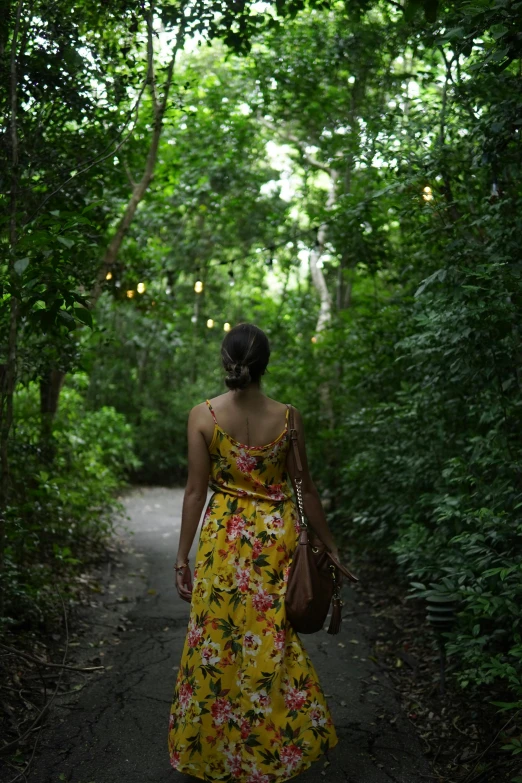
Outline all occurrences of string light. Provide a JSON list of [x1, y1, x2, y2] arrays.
[[311, 335, 317, 343], [422, 186, 433, 202], [137, 282, 146, 294], [207, 318, 214, 328], [178, 180, 415, 329], [105, 271, 113, 280], [228, 266, 235, 287], [126, 289, 135, 298]]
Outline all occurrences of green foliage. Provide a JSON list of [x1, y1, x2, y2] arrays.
[[0, 377, 139, 633]]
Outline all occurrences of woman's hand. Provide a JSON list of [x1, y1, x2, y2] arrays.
[[175, 564, 193, 603]]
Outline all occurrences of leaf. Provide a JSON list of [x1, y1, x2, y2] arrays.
[[414, 268, 447, 297], [57, 236, 75, 249], [490, 23, 509, 39], [74, 307, 93, 328], [82, 199, 105, 213], [57, 311, 75, 325], [14, 257, 30, 275], [439, 27, 465, 42]]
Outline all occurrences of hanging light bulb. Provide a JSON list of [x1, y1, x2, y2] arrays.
[[137, 282, 146, 294], [126, 289, 135, 298], [194, 280, 204, 293], [224, 322, 231, 332], [207, 318, 214, 328], [191, 314, 197, 323], [228, 267, 235, 287], [311, 335, 317, 343], [105, 271, 113, 280], [422, 185, 433, 202]]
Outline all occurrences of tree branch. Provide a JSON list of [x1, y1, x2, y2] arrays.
[[89, 3, 188, 306]]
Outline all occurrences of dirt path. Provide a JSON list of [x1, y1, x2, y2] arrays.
[[22, 486, 433, 783]]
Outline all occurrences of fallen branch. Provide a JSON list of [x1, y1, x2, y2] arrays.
[[460, 710, 521, 783], [0, 642, 105, 673]]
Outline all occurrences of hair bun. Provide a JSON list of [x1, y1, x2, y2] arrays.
[[225, 363, 251, 390], [221, 323, 270, 391]]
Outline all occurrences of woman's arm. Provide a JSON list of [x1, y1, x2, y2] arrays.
[[285, 406, 340, 558], [175, 405, 210, 601]]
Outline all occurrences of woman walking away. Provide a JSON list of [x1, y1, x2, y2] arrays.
[[168, 322, 341, 782]]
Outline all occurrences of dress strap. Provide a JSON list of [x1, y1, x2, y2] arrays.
[[205, 399, 218, 424]]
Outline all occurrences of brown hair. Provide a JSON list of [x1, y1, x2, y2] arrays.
[[221, 323, 270, 391]]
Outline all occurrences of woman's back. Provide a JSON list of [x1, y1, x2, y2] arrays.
[[205, 391, 289, 450], [205, 397, 292, 502]]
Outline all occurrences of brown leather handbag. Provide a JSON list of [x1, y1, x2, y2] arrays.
[[284, 404, 359, 635]]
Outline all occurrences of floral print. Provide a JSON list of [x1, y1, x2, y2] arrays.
[[167, 400, 338, 781]]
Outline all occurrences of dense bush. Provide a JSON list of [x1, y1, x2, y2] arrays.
[[0, 376, 139, 633]]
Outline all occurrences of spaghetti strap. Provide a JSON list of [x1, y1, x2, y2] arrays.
[[205, 399, 217, 424]]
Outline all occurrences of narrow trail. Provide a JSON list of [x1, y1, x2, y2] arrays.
[[24, 487, 432, 783]]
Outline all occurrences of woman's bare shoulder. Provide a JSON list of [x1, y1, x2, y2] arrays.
[[257, 395, 292, 416]]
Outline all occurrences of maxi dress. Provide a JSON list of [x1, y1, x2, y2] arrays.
[[167, 400, 338, 782]]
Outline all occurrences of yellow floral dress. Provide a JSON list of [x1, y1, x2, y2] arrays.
[[167, 399, 338, 782]]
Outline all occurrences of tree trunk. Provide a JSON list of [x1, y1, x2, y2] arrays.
[[309, 168, 338, 430], [39, 369, 66, 459], [0, 0, 24, 593]]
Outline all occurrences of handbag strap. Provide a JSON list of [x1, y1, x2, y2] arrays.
[[287, 404, 303, 473], [286, 404, 359, 585], [286, 404, 307, 530]]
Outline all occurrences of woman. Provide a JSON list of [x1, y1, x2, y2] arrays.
[[168, 322, 341, 781]]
